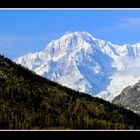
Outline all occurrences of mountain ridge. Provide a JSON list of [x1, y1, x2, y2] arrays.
[[15, 31, 140, 101], [112, 80, 140, 115]]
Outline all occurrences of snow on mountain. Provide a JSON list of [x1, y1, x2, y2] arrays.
[[15, 31, 140, 101]]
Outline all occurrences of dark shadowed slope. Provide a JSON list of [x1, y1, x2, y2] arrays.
[[112, 80, 140, 115], [0, 54, 140, 129]]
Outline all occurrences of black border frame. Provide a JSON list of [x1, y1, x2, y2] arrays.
[[0, 0, 140, 139]]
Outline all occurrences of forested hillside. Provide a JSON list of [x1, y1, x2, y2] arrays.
[[0, 54, 140, 129]]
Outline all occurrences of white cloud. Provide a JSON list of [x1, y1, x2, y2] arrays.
[[97, 17, 140, 33], [0, 35, 45, 42], [117, 17, 140, 28], [120, 56, 140, 76]]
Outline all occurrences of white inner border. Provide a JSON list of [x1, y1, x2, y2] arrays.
[[0, 8, 140, 10]]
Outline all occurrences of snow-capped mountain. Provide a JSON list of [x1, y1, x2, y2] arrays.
[[15, 31, 140, 101]]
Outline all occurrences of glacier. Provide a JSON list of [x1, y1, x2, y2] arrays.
[[15, 31, 140, 101]]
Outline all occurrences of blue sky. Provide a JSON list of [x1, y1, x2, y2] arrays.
[[1, 9, 140, 59]]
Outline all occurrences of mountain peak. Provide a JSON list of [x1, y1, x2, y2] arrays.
[[62, 31, 96, 41], [44, 31, 96, 56], [64, 31, 93, 36]]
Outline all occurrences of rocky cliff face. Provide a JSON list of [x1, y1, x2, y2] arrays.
[[112, 80, 140, 115]]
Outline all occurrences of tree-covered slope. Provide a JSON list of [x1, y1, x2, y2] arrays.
[[0, 54, 140, 129]]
